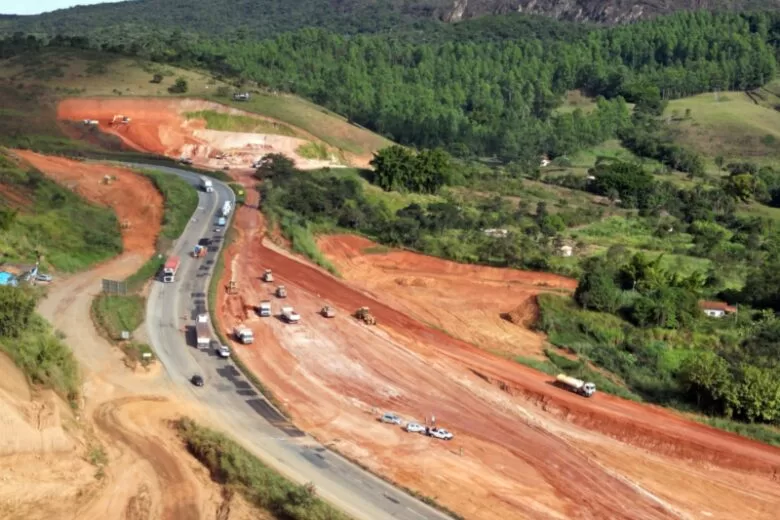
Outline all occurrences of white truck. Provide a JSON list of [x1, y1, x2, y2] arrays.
[[201, 176, 214, 193], [234, 325, 254, 344], [257, 300, 272, 317], [556, 374, 596, 397], [195, 314, 210, 349], [221, 200, 232, 217], [281, 306, 300, 324]]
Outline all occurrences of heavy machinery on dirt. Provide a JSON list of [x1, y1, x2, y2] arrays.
[[555, 374, 596, 397], [354, 306, 376, 325], [262, 269, 274, 283], [110, 114, 131, 125], [162, 256, 180, 283], [257, 300, 272, 317], [320, 306, 336, 318], [234, 325, 254, 344], [275, 285, 287, 298], [281, 306, 301, 324]]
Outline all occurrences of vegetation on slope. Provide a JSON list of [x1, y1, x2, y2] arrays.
[[0, 153, 122, 272], [40, 10, 773, 165], [185, 110, 297, 137], [177, 417, 350, 520]]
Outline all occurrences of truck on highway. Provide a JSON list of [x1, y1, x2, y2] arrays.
[[555, 374, 596, 397], [192, 245, 207, 258], [257, 300, 272, 317], [281, 306, 300, 324], [162, 256, 180, 283], [195, 314, 210, 349], [221, 200, 232, 217], [201, 176, 214, 193], [234, 325, 254, 344]]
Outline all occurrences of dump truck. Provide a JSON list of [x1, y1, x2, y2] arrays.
[[555, 374, 596, 397], [162, 256, 180, 283], [201, 176, 214, 193], [257, 300, 272, 317], [83, 119, 99, 126], [195, 314, 210, 349], [262, 269, 274, 283], [275, 285, 287, 298], [192, 245, 207, 258], [111, 115, 131, 125], [354, 306, 376, 325], [281, 306, 300, 324], [234, 325, 254, 344], [320, 306, 336, 318]]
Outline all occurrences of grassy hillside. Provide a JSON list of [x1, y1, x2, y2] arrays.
[[665, 91, 780, 163], [0, 152, 122, 272]]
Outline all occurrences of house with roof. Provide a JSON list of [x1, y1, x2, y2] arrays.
[[699, 300, 737, 318]]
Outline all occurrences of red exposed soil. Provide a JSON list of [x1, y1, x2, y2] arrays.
[[318, 234, 575, 358], [216, 183, 780, 519], [13, 151, 162, 256], [57, 98, 338, 170]]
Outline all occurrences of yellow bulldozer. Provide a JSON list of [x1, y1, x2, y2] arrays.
[[354, 306, 376, 325]]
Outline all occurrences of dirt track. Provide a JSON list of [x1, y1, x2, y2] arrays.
[[57, 98, 339, 169], [212, 175, 780, 519]]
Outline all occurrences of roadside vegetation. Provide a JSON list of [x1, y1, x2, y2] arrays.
[[296, 142, 329, 160], [140, 169, 199, 250], [177, 418, 349, 520], [0, 153, 122, 272], [0, 283, 79, 404]]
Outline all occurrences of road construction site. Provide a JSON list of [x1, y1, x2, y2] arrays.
[[4, 97, 780, 520], [216, 169, 780, 520], [57, 97, 342, 170]]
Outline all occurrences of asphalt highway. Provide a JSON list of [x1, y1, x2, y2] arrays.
[[141, 165, 450, 520]]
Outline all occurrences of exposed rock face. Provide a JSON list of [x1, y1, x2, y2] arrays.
[[430, 0, 750, 24]]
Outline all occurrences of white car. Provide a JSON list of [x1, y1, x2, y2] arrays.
[[216, 345, 231, 358], [405, 422, 425, 433], [380, 412, 402, 425], [426, 427, 454, 441], [36, 273, 53, 282]]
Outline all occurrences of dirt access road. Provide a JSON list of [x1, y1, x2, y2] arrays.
[[58, 97, 339, 170], [215, 173, 780, 519], [2, 153, 262, 520]]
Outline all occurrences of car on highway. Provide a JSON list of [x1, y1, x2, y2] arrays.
[[36, 273, 53, 282], [405, 422, 425, 433], [426, 427, 453, 440], [191, 374, 204, 387], [380, 412, 402, 425], [217, 345, 231, 358]]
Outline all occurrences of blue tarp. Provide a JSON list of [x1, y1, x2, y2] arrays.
[[0, 272, 18, 287]]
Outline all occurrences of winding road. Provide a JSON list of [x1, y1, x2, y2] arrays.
[[141, 165, 449, 520]]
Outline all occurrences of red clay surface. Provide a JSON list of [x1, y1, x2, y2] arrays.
[[14, 151, 162, 255], [57, 98, 338, 170], [319, 234, 576, 358], [216, 176, 780, 519]]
